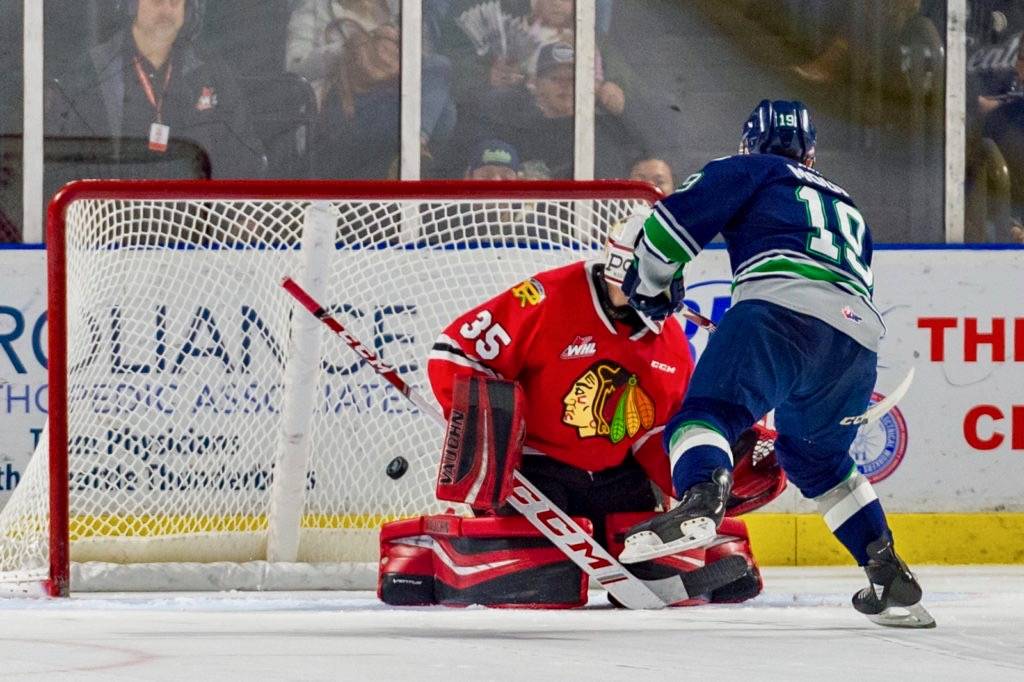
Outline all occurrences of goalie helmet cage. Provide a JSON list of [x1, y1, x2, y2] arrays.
[[0, 179, 660, 596]]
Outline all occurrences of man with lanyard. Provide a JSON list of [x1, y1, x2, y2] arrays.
[[47, 0, 264, 178]]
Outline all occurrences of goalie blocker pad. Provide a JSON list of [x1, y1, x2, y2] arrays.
[[436, 375, 526, 511], [378, 514, 588, 608]]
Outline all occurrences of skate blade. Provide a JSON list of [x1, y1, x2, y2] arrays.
[[867, 603, 936, 629], [619, 517, 716, 564]]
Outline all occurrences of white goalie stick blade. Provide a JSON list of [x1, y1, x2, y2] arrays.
[[840, 367, 915, 426], [618, 517, 718, 564], [867, 602, 937, 629]]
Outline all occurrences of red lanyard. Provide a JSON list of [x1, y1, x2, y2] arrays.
[[132, 56, 173, 124]]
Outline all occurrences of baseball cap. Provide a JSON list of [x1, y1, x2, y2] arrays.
[[467, 139, 521, 172], [535, 42, 574, 77]]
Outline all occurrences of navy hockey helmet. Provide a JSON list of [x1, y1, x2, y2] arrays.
[[740, 100, 816, 166]]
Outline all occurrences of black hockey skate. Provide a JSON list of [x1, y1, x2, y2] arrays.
[[619, 468, 732, 564], [852, 533, 935, 629]]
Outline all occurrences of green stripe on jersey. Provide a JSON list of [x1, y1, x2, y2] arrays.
[[643, 214, 694, 265], [739, 256, 870, 298]]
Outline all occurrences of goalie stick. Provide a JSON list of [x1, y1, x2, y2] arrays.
[[681, 307, 717, 334], [639, 306, 717, 336], [281, 276, 747, 609]]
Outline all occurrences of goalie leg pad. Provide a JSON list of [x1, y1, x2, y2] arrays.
[[436, 376, 526, 512], [379, 514, 589, 608]]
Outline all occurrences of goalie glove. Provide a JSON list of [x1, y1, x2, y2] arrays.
[[726, 424, 787, 516]]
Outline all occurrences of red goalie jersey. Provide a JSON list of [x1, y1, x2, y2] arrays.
[[427, 261, 694, 494]]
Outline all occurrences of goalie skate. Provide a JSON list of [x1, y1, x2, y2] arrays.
[[852, 534, 936, 629], [619, 468, 731, 564]]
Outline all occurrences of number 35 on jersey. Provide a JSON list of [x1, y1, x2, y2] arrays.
[[459, 311, 511, 360]]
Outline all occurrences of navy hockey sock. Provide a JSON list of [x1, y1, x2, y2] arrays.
[[832, 500, 889, 565], [668, 422, 733, 495], [815, 470, 889, 565]]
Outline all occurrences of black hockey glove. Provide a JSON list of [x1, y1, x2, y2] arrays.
[[622, 261, 685, 321]]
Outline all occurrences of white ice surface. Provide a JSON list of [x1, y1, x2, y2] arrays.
[[0, 566, 1020, 681]]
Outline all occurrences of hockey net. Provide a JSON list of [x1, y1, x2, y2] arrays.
[[0, 180, 659, 595]]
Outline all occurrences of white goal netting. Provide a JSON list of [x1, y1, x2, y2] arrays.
[[0, 182, 655, 593]]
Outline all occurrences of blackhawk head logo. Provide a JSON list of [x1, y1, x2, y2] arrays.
[[561, 361, 655, 443]]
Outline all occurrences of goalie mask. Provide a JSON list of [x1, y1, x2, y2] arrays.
[[602, 213, 646, 290]]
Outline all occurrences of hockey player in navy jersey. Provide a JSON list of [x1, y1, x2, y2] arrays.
[[617, 100, 934, 628]]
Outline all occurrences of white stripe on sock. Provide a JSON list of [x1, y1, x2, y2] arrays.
[[821, 478, 878, 531], [669, 427, 732, 472]]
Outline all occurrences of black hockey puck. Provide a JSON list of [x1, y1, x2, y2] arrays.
[[386, 456, 409, 480]]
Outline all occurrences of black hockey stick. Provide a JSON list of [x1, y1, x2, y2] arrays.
[[839, 367, 914, 426], [281, 276, 747, 609]]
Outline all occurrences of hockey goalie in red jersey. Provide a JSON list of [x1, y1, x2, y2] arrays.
[[378, 216, 784, 609]]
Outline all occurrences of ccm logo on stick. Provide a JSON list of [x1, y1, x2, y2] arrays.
[[509, 485, 613, 570]]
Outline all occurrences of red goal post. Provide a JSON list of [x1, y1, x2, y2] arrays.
[[5, 179, 662, 597]]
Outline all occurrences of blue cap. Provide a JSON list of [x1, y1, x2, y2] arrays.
[[467, 139, 521, 172]]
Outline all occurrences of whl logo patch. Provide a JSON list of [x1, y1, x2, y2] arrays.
[[561, 335, 597, 359]]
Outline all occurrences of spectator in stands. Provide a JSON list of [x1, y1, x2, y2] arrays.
[[447, 42, 638, 180], [439, 0, 627, 121], [978, 37, 1024, 117], [967, 0, 1024, 102], [978, 39, 1024, 224], [518, 0, 623, 117], [1012, 223, 1024, 243], [293, 0, 456, 177], [464, 138, 521, 180], [45, 0, 265, 178], [628, 156, 675, 195], [199, 1, 290, 78], [518, 159, 553, 180], [287, 0, 398, 107], [524, 0, 573, 49], [784, 0, 922, 88], [437, 0, 532, 112]]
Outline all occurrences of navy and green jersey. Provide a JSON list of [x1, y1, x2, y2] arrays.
[[637, 153, 884, 350]]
